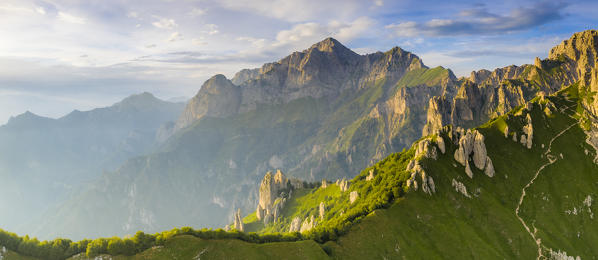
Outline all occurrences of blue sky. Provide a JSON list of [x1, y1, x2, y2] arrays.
[[0, 0, 596, 124]]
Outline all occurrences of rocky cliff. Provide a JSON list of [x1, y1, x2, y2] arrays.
[[423, 30, 598, 136]]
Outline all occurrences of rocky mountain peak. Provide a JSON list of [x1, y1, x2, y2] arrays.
[[4, 111, 52, 128], [549, 30, 597, 65], [113, 92, 165, 111], [175, 74, 241, 130], [308, 37, 358, 58]]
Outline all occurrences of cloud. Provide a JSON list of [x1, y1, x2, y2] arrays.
[[167, 32, 183, 42], [152, 18, 177, 29], [145, 44, 157, 48], [217, 0, 364, 22], [35, 6, 45, 15], [190, 8, 206, 16], [127, 11, 138, 18], [57, 12, 86, 24], [274, 17, 374, 47], [191, 38, 207, 46], [204, 24, 219, 35], [386, 2, 566, 37]]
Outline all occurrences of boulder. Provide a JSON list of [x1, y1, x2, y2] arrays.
[[512, 133, 518, 142], [504, 125, 509, 138], [350, 191, 359, 203]]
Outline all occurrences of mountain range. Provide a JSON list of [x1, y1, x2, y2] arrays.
[[0, 93, 184, 236]]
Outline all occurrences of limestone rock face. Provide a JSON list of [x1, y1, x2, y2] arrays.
[[257, 170, 292, 224], [300, 215, 316, 233], [289, 217, 301, 232], [233, 208, 244, 232], [321, 179, 328, 188], [176, 74, 242, 130], [350, 191, 359, 204], [453, 129, 494, 178], [319, 202, 325, 220]]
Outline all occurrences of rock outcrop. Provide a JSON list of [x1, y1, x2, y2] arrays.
[[406, 160, 435, 195], [233, 208, 244, 232], [451, 179, 471, 198], [436, 135, 446, 154], [176, 74, 242, 130], [523, 113, 533, 149], [319, 202, 325, 220], [300, 215, 316, 233], [366, 169, 375, 181], [321, 179, 328, 188], [349, 191, 359, 204], [453, 129, 495, 178], [256, 170, 292, 224], [289, 217, 301, 232], [338, 178, 350, 192], [415, 138, 438, 159]]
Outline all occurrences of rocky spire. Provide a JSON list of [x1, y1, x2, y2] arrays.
[[233, 208, 244, 232]]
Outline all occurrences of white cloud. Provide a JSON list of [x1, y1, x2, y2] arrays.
[[0, 4, 35, 14], [217, 0, 364, 22], [35, 6, 45, 15], [152, 18, 177, 29], [145, 44, 157, 48], [57, 12, 86, 24], [167, 32, 183, 42], [204, 24, 219, 35], [374, 0, 383, 7], [274, 17, 374, 47], [190, 8, 206, 16], [192, 38, 207, 46], [127, 11, 138, 18]]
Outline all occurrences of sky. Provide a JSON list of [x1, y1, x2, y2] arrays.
[[0, 0, 596, 124]]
